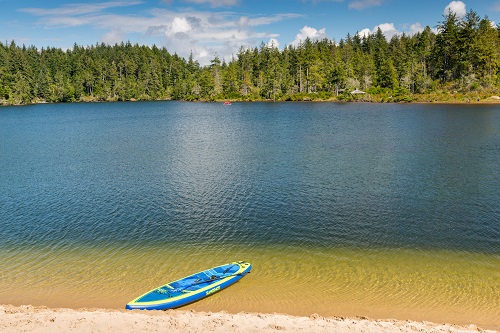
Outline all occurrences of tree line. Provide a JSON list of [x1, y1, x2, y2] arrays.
[[1, 9, 499, 105]]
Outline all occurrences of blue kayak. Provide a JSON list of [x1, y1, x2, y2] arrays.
[[125, 261, 252, 310]]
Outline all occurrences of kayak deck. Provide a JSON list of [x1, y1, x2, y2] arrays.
[[126, 261, 251, 310]]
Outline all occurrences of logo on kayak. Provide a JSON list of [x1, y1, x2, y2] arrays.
[[206, 286, 221, 296]]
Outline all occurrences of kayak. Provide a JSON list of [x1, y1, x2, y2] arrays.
[[125, 261, 252, 310]]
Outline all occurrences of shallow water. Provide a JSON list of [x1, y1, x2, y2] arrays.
[[0, 101, 499, 328]]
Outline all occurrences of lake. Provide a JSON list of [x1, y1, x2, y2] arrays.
[[0, 101, 498, 328]]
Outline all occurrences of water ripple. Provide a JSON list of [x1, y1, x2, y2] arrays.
[[0, 101, 499, 326]]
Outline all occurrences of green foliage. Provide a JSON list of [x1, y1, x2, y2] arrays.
[[1, 8, 500, 105], [391, 86, 413, 102]]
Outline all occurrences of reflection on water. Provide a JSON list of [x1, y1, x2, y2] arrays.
[[0, 101, 499, 328]]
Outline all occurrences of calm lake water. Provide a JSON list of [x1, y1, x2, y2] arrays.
[[0, 101, 499, 328]]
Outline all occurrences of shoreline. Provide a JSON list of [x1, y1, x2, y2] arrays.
[[2, 95, 500, 107], [1, 305, 498, 333]]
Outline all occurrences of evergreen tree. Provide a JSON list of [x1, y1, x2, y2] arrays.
[[1, 7, 500, 105], [435, 10, 461, 82]]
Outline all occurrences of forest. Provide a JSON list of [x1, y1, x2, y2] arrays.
[[1, 9, 499, 105]]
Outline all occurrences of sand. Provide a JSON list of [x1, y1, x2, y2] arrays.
[[0, 305, 497, 333]]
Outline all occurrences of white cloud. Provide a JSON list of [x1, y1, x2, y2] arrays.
[[357, 28, 371, 38], [292, 25, 328, 46], [238, 16, 250, 28], [20, 2, 298, 66], [376, 23, 397, 39], [100, 29, 126, 44], [197, 48, 209, 59], [376, 23, 395, 33], [349, 0, 384, 10], [443, 1, 466, 17], [241, 14, 303, 27], [300, 0, 344, 3], [409, 22, 424, 35], [183, 0, 239, 7], [267, 38, 280, 49], [169, 17, 192, 35], [20, 1, 143, 17], [357, 23, 397, 40], [357, 21, 429, 40]]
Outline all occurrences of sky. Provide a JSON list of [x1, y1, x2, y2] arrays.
[[1, 0, 500, 65]]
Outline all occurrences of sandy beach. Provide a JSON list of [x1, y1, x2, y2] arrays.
[[1, 305, 497, 333]]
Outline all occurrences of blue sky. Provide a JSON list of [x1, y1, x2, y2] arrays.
[[1, 0, 500, 64]]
